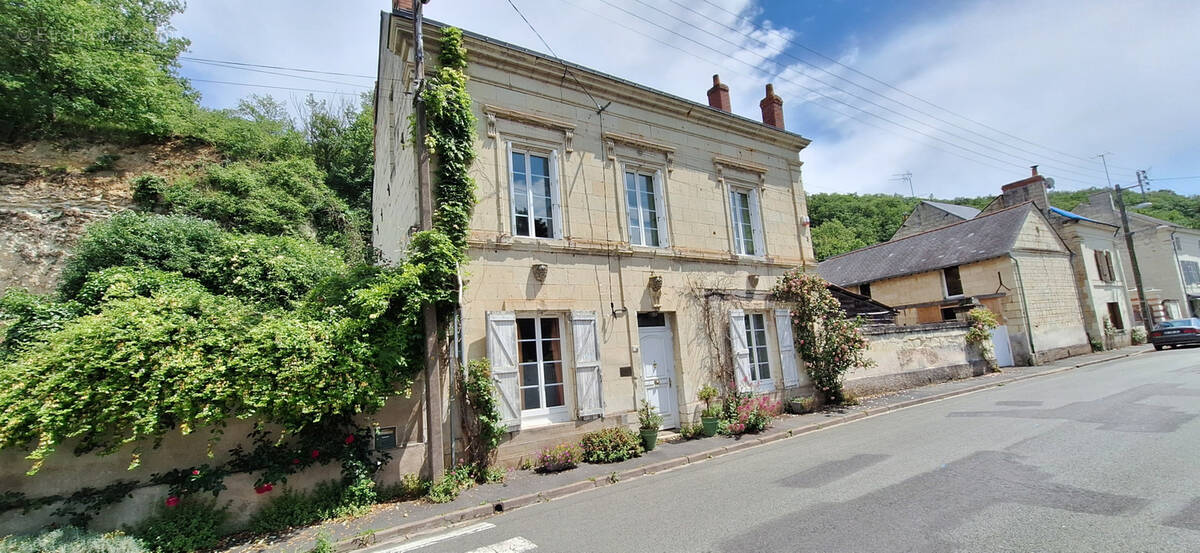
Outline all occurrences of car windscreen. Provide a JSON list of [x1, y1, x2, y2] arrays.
[[1155, 319, 1198, 329]]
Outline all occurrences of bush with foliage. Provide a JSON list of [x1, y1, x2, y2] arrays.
[[248, 480, 374, 534], [376, 473, 430, 503], [0, 527, 148, 553], [678, 423, 703, 440], [425, 462, 502, 504], [132, 498, 229, 553], [579, 427, 643, 464], [637, 400, 663, 431], [965, 307, 1000, 368], [719, 392, 781, 435], [771, 269, 873, 404], [1131, 327, 1147, 345], [536, 443, 582, 473], [459, 359, 506, 466], [0, 289, 79, 361]]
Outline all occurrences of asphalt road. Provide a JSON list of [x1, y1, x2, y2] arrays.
[[399, 349, 1200, 552]]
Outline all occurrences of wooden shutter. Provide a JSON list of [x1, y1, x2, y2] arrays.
[[653, 169, 669, 248], [549, 150, 563, 239], [1094, 250, 1111, 282], [774, 309, 801, 389], [1104, 251, 1116, 283], [570, 310, 604, 417], [749, 188, 766, 256], [729, 309, 752, 392], [486, 311, 520, 430]]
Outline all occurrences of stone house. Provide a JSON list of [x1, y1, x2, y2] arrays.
[[817, 199, 1091, 367], [891, 200, 981, 240], [1072, 192, 1200, 322], [976, 170, 1134, 349], [373, 6, 816, 465]]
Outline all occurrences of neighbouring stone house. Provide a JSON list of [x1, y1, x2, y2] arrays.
[[817, 200, 1091, 367], [374, 5, 817, 466], [891, 200, 981, 240], [976, 169, 1134, 349], [1072, 191, 1200, 322]]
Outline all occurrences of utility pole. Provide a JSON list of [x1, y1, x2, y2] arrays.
[[891, 171, 914, 197], [412, 0, 444, 480], [1099, 153, 1154, 333]]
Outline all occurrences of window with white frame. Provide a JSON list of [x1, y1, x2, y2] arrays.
[[729, 186, 763, 256], [744, 313, 771, 383], [516, 317, 566, 414], [624, 168, 667, 247], [1182, 260, 1200, 286], [509, 147, 559, 239]]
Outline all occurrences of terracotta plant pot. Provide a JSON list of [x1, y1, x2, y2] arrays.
[[639, 428, 658, 451], [700, 416, 719, 437]]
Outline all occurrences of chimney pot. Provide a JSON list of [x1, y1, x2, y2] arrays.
[[759, 83, 784, 129], [1031, 165, 1038, 176], [707, 74, 731, 112], [393, 0, 414, 12]]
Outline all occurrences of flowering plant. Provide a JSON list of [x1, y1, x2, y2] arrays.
[[771, 269, 872, 404], [535, 443, 583, 473], [719, 392, 781, 435], [965, 307, 999, 369]]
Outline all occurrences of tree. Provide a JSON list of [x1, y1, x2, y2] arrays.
[[0, 0, 194, 139], [811, 220, 868, 261]]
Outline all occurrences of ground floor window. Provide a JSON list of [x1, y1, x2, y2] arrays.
[[1106, 302, 1125, 330], [517, 317, 564, 412], [745, 313, 770, 383]]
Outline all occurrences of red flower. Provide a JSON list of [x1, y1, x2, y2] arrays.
[[191, 469, 200, 476], [255, 483, 274, 494], [344, 435, 355, 445], [311, 449, 320, 458], [165, 496, 180, 507], [292, 458, 301, 465]]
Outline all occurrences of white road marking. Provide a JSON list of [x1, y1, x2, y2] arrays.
[[463, 536, 538, 553], [373, 522, 495, 553]]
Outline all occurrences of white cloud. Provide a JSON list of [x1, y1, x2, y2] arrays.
[[170, 0, 1200, 197]]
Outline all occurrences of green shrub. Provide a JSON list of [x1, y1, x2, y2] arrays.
[[179, 99, 309, 162], [59, 212, 345, 308], [678, 423, 702, 440], [248, 479, 376, 534], [536, 443, 582, 473], [579, 427, 643, 464], [84, 154, 122, 173], [131, 499, 228, 553], [1131, 327, 1147, 345], [377, 473, 429, 503], [0, 289, 79, 360], [426, 465, 476, 504], [0, 527, 148, 553]]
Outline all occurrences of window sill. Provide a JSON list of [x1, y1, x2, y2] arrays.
[[520, 407, 571, 429]]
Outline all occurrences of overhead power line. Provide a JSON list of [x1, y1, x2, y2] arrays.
[[695, 0, 1139, 174], [188, 78, 364, 97], [663, 0, 1115, 179], [184, 58, 372, 88], [180, 56, 376, 80], [578, 0, 1105, 186]]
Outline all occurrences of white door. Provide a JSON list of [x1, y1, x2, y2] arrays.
[[638, 319, 679, 430], [991, 325, 1014, 368]]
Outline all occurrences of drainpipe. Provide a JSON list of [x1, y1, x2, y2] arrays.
[[1009, 255, 1037, 363]]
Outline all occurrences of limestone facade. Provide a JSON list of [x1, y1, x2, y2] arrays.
[[373, 12, 816, 465]]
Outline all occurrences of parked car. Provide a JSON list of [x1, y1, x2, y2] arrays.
[[1149, 318, 1200, 350]]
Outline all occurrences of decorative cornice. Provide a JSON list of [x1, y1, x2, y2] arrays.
[[603, 132, 675, 170], [713, 155, 769, 175], [482, 104, 575, 152]]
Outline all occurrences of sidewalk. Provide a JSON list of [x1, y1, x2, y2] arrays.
[[225, 344, 1152, 553]]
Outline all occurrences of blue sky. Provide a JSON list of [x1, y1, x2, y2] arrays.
[[171, 0, 1200, 199]]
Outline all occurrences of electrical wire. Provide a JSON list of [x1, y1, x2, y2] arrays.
[[696, 0, 1140, 173], [188, 78, 364, 96], [661, 0, 1117, 179], [505, 0, 604, 111], [184, 58, 372, 88]]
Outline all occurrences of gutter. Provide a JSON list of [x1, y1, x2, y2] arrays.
[[1009, 255, 1037, 360]]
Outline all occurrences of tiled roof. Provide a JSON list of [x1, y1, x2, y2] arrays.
[[818, 203, 1034, 286], [923, 200, 981, 221]]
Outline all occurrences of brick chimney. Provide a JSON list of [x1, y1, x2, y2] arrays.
[[707, 74, 731, 112], [999, 165, 1052, 211], [393, 0, 413, 11], [759, 83, 784, 129]]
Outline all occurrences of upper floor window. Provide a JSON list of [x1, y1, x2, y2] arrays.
[[729, 186, 764, 256], [943, 266, 964, 297], [1182, 260, 1200, 286], [509, 146, 560, 239], [624, 169, 667, 247], [1094, 250, 1117, 283]]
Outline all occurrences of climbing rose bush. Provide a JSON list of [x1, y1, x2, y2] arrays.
[[771, 269, 872, 404]]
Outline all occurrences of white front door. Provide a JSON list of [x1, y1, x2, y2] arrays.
[[638, 317, 679, 430], [991, 325, 1014, 368]]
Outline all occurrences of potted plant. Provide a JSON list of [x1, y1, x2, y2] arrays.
[[698, 384, 720, 437], [789, 395, 814, 414], [637, 400, 663, 451]]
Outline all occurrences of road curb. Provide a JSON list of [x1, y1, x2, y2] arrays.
[[341, 347, 1148, 552]]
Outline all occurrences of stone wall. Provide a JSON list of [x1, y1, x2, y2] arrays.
[[845, 322, 987, 397]]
